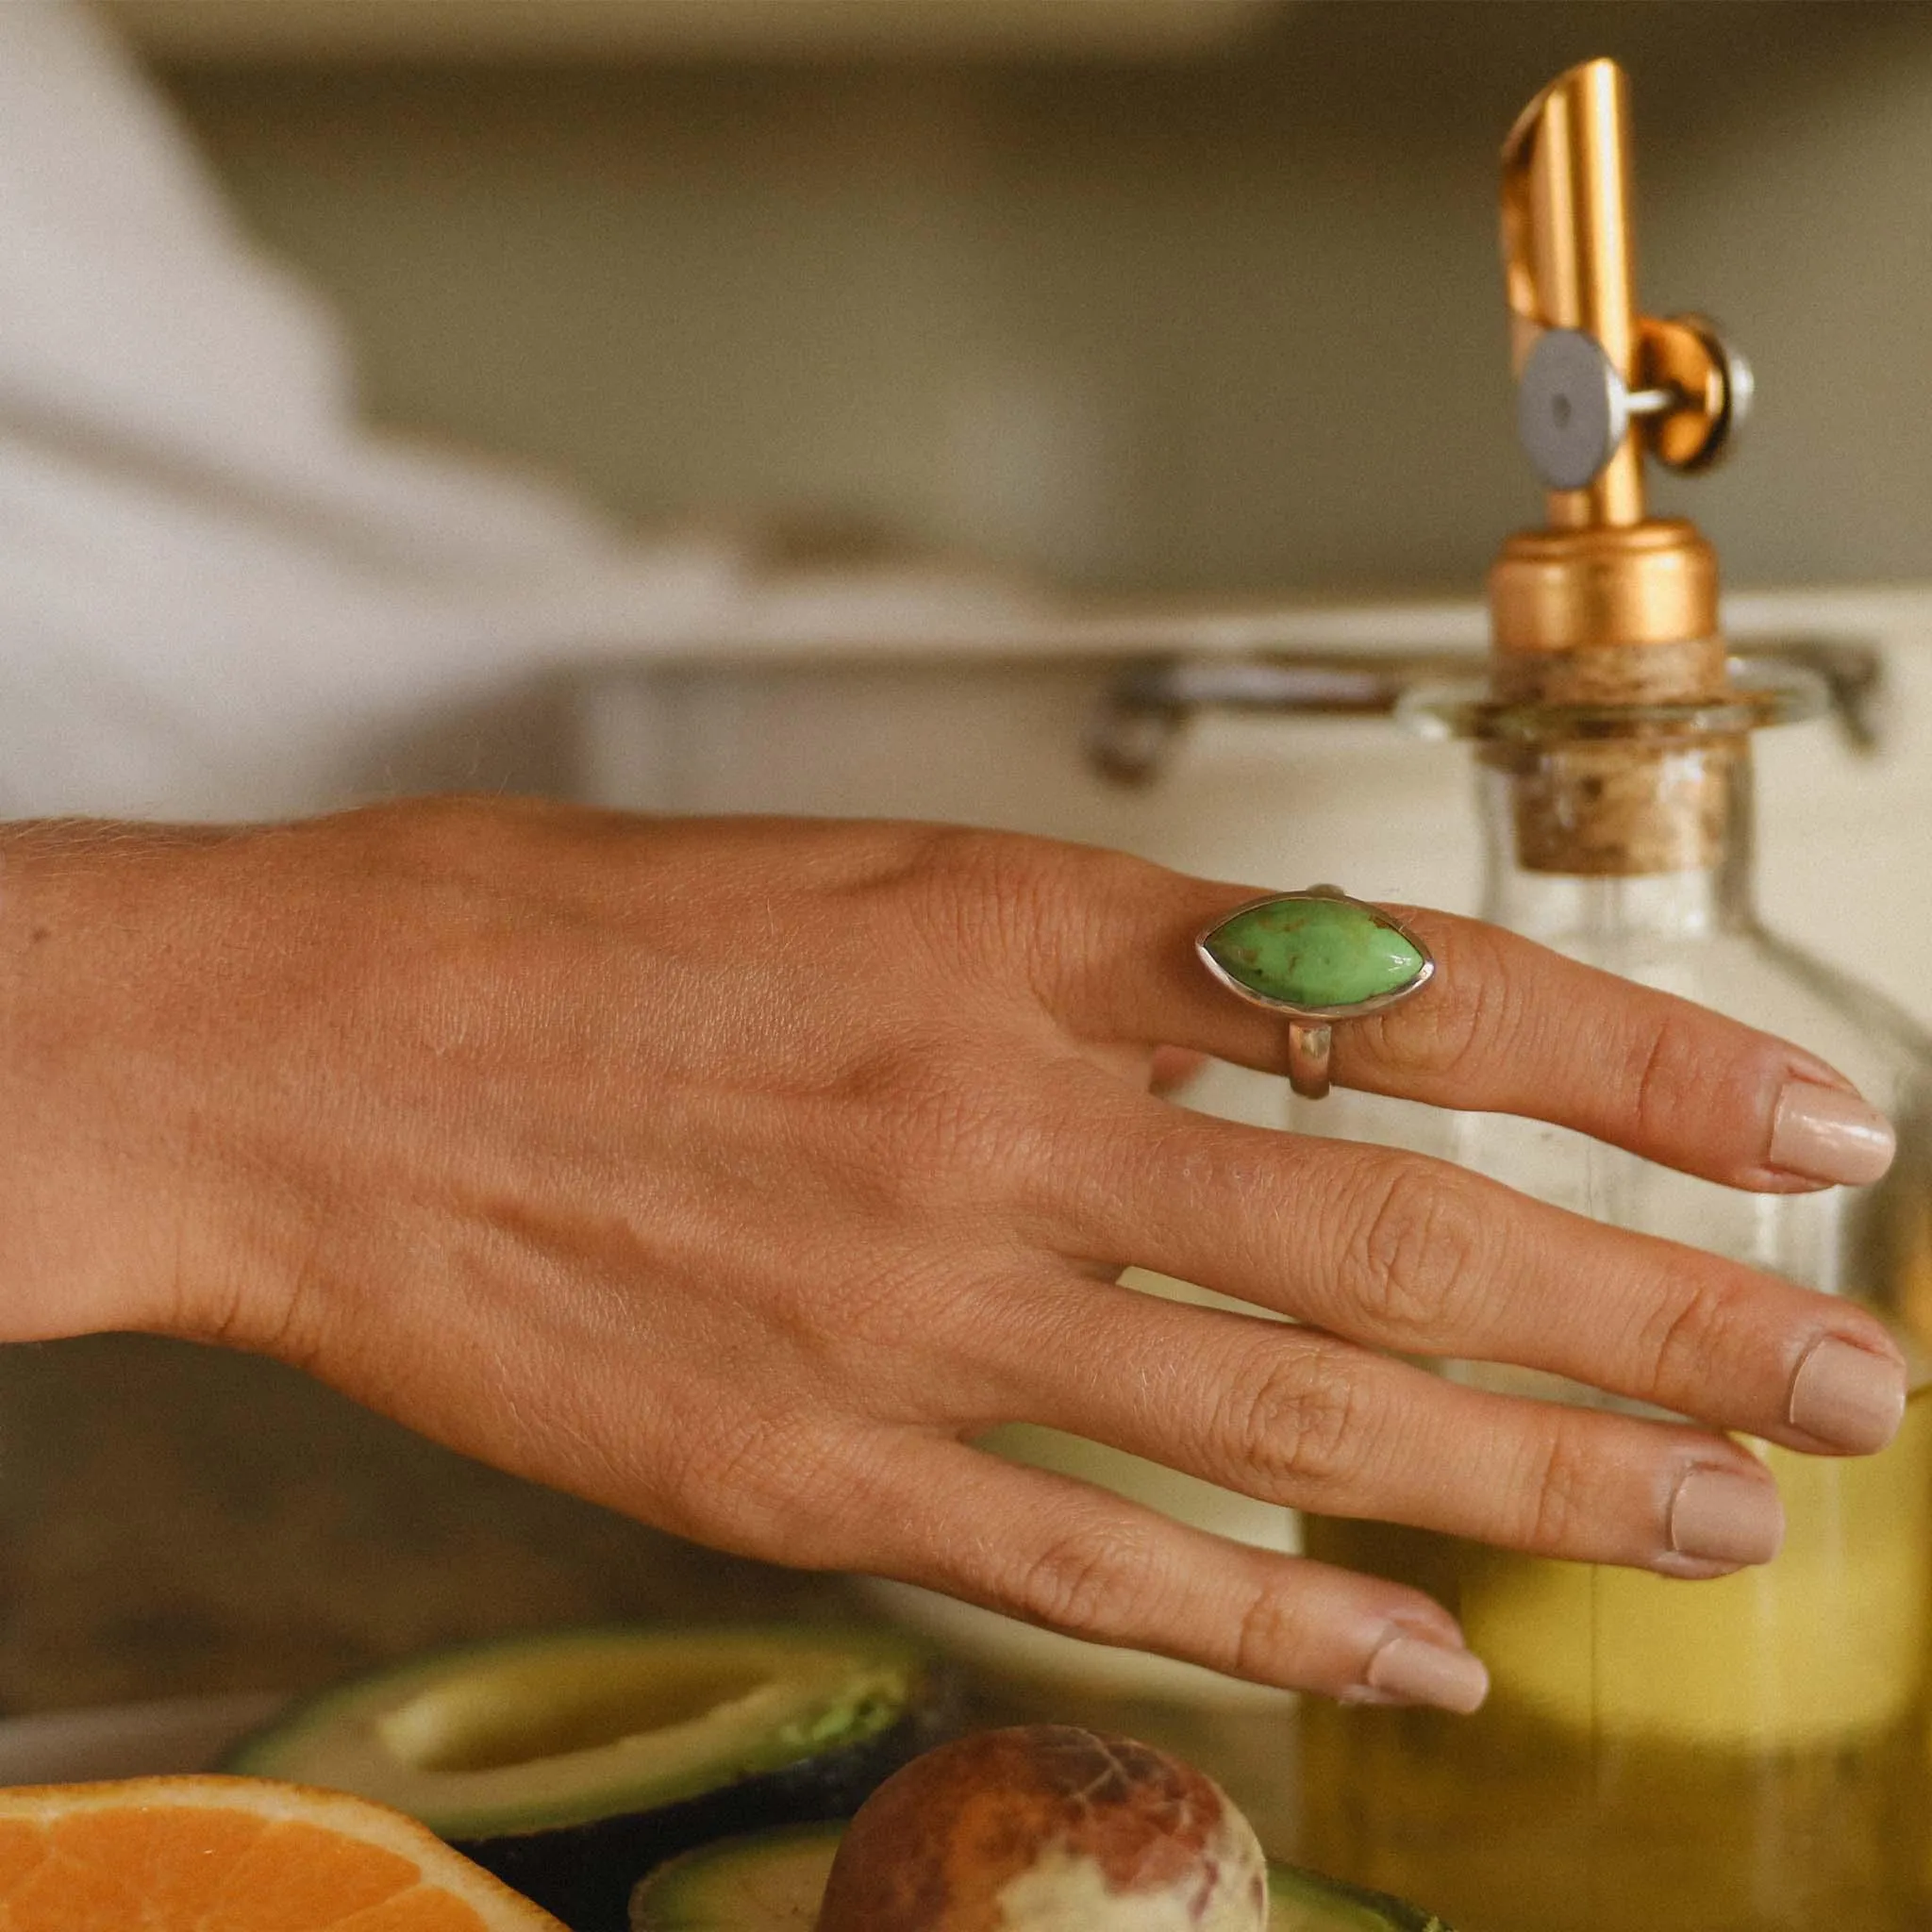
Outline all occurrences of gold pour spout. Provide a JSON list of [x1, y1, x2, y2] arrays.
[[1489, 58, 1755, 877], [1501, 58, 1750, 537]]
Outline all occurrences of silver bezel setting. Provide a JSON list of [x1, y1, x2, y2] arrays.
[[1193, 888, 1437, 1022]]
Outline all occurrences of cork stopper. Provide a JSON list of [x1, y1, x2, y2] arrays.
[[1486, 515, 1732, 874]]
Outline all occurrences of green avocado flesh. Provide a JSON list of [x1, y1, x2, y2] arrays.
[[628, 1824, 1454, 1931], [226, 1625, 927, 1838], [225, 1625, 950, 1932]]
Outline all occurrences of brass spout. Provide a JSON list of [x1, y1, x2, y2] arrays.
[[1501, 58, 1750, 535], [1491, 56, 1736, 676], [1502, 58, 1645, 529], [1490, 58, 1754, 875]]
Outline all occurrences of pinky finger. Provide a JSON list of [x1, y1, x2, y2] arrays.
[[862, 1437, 1491, 1712]]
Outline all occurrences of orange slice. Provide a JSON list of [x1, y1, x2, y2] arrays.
[[0, 1774, 568, 1931]]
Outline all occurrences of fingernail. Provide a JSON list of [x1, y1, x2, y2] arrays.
[[1362, 1633, 1490, 1714], [1768, 1082, 1896, 1187], [1668, 1464, 1785, 1567], [1789, 1334, 1908, 1453]]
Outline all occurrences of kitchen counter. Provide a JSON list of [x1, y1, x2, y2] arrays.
[[0, 1332, 1302, 1845]]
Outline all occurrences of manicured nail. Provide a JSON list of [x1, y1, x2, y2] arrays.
[[1768, 1082, 1896, 1187], [1788, 1335, 1907, 1453], [1361, 1633, 1490, 1714], [1668, 1464, 1785, 1567]]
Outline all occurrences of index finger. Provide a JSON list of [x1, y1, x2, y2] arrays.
[[1048, 858, 1894, 1193]]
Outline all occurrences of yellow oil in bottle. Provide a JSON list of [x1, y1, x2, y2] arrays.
[[1297, 1381, 1932, 1932]]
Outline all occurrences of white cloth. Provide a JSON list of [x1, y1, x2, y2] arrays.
[[0, 2, 1037, 819]]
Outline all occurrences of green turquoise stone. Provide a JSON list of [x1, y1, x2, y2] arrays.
[[1203, 896, 1424, 1010]]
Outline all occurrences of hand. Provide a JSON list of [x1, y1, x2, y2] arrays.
[[0, 799, 1902, 1710]]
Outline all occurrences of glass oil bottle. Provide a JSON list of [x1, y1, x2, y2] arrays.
[[1294, 59, 1932, 1932]]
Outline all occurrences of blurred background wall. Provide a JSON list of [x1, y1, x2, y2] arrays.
[[114, 0, 1932, 598]]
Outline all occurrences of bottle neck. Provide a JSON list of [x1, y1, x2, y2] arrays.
[[1477, 738, 1758, 947]]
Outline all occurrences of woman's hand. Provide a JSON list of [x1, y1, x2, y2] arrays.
[[0, 799, 1902, 1711]]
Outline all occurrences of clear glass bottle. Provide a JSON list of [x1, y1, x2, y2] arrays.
[[1295, 703, 1932, 1932]]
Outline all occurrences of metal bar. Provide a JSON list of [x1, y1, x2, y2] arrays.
[[1085, 637, 1883, 786]]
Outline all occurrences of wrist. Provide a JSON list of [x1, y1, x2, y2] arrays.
[[0, 822, 244, 1342]]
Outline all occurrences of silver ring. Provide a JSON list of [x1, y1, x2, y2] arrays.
[[1195, 884, 1435, 1101]]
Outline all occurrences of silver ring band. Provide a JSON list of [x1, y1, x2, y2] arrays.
[[1287, 1022, 1334, 1101]]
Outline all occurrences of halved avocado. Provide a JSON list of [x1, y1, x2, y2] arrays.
[[224, 1624, 953, 1932], [629, 1824, 840, 1931], [627, 1824, 1455, 1931], [1266, 1862, 1455, 1932]]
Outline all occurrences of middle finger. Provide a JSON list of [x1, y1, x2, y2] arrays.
[[1045, 1097, 1909, 1457], [995, 1282, 1787, 1579]]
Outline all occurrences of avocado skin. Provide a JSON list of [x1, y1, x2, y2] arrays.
[[454, 1687, 958, 1932], [630, 1829, 1454, 1932], [1267, 1861, 1456, 1931]]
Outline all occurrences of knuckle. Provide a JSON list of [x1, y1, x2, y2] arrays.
[[906, 827, 1159, 1010], [1229, 1577, 1322, 1685], [1006, 1514, 1162, 1639], [363, 793, 535, 878], [1631, 1261, 1746, 1404], [1624, 1008, 1707, 1146], [1337, 1159, 1493, 1342], [1223, 1344, 1372, 1494], [906, 824, 1026, 899], [1514, 1411, 1600, 1552], [905, 827, 1060, 968]]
